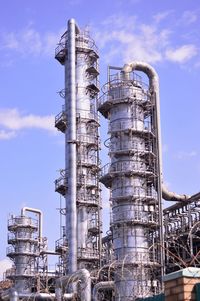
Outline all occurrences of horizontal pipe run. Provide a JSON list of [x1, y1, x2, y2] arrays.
[[1, 289, 74, 301]]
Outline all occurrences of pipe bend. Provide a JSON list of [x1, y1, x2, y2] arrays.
[[162, 184, 190, 202], [123, 61, 159, 89], [92, 281, 114, 301], [56, 269, 91, 301], [21, 207, 43, 240]]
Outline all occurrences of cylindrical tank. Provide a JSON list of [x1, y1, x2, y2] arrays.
[[98, 68, 162, 300], [6, 216, 39, 293], [55, 21, 101, 274]]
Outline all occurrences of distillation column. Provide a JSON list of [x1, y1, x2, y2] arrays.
[[98, 66, 163, 300], [55, 19, 101, 274], [6, 214, 39, 294]]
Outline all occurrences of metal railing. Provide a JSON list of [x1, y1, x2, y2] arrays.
[[108, 119, 154, 134], [100, 160, 155, 178], [111, 209, 159, 225], [8, 216, 38, 230], [8, 232, 38, 242], [55, 110, 66, 124], [111, 186, 158, 200], [98, 83, 150, 108], [55, 31, 98, 59], [77, 247, 99, 259], [6, 245, 39, 256], [5, 267, 36, 278]]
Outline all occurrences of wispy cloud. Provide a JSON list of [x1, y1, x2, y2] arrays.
[[0, 108, 56, 140], [0, 25, 63, 58], [153, 10, 174, 23], [0, 258, 12, 280], [94, 12, 199, 67], [94, 15, 171, 64], [165, 44, 198, 63], [175, 150, 198, 160], [181, 10, 198, 25]]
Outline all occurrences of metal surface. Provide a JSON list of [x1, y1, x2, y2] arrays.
[[55, 18, 101, 275], [21, 207, 42, 241], [66, 18, 77, 274], [98, 64, 163, 300], [6, 214, 39, 293], [164, 194, 200, 274], [4, 17, 200, 301], [56, 269, 91, 301], [92, 281, 114, 301]]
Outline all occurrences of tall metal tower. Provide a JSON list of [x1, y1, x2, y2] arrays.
[[98, 65, 163, 300], [55, 19, 101, 274]]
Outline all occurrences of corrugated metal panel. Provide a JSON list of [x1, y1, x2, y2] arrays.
[[196, 283, 200, 300], [137, 293, 165, 301]]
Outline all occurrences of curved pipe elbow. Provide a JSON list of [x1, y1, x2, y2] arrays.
[[162, 185, 190, 202], [92, 281, 114, 301], [123, 61, 159, 90], [21, 207, 43, 241]]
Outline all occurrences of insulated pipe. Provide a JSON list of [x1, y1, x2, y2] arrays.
[[66, 18, 77, 273], [1, 290, 73, 301], [92, 281, 114, 301], [162, 184, 189, 201], [56, 269, 91, 301], [123, 62, 189, 202], [21, 207, 42, 241]]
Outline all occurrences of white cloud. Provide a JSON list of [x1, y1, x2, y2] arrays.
[[0, 108, 56, 140], [181, 10, 198, 25], [0, 25, 63, 57], [0, 258, 12, 280], [94, 16, 171, 64], [153, 10, 174, 23], [175, 150, 198, 160], [0, 130, 16, 140], [94, 13, 200, 67], [165, 44, 198, 63]]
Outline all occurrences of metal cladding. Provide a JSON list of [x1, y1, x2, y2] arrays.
[[98, 66, 163, 299], [4, 18, 200, 301], [55, 19, 101, 274], [6, 215, 39, 293]]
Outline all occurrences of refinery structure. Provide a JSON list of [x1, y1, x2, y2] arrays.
[[1, 19, 200, 301]]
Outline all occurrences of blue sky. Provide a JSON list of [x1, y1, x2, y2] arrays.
[[0, 0, 200, 278]]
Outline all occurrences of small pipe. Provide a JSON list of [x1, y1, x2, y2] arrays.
[[21, 207, 42, 241], [1, 289, 73, 301], [40, 250, 59, 255], [56, 269, 91, 301], [92, 281, 114, 301]]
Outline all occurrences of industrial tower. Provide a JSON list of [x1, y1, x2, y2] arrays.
[[55, 19, 102, 275]]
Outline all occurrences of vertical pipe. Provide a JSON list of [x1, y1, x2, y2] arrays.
[[66, 18, 77, 273], [21, 207, 42, 241]]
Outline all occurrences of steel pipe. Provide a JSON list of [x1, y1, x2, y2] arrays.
[[1, 290, 73, 301], [92, 281, 114, 301], [56, 268, 91, 301], [21, 207, 42, 241], [66, 18, 77, 273], [123, 62, 190, 203]]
